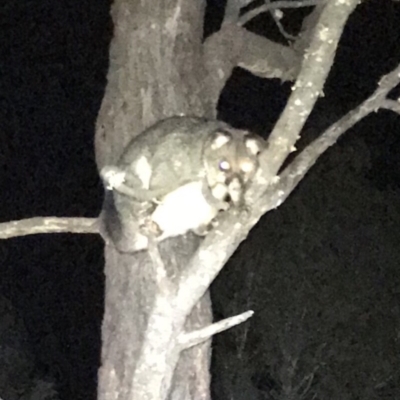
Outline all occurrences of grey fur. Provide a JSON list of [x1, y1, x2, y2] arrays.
[[100, 116, 265, 253]]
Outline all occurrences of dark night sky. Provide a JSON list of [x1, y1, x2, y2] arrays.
[[0, 1, 400, 399]]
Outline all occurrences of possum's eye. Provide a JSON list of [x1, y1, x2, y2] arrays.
[[240, 160, 255, 174], [219, 160, 231, 171]]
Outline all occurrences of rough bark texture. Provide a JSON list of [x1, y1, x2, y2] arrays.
[[98, 236, 213, 400], [95, 2, 215, 400], [95, 1, 214, 169]]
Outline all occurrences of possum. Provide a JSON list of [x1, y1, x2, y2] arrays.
[[100, 116, 265, 253]]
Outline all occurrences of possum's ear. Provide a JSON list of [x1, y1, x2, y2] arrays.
[[210, 131, 232, 150], [244, 135, 267, 155]]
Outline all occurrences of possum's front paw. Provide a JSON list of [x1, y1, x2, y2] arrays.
[[192, 223, 213, 236], [231, 204, 251, 219], [139, 217, 163, 237]]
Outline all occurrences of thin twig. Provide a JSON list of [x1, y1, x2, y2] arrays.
[[270, 7, 297, 41], [239, 0, 321, 26]]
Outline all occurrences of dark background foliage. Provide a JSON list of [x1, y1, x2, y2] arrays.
[[0, 0, 399, 399]]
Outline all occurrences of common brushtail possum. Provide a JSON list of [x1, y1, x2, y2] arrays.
[[100, 116, 265, 253]]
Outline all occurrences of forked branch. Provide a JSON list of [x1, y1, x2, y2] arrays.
[[177, 64, 400, 316]]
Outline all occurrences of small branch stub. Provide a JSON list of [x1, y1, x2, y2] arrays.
[[178, 310, 254, 350]]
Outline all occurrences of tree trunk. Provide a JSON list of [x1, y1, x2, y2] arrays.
[[95, 2, 216, 399]]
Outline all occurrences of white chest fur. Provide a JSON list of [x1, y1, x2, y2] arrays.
[[151, 181, 220, 237]]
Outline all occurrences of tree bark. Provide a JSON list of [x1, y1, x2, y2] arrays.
[[95, 2, 216, 400]]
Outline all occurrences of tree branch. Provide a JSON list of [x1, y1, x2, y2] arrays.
[[267, 3, 297, 42], [177, 61, 400, 319], [178, 310, 254, 349], [204, 1, 339, 111], [203, 24, 300, 104], [236, 27, 301, 80], [239, 0, 323, 26], [223, 0, 254, 25], [0, 217, 98, 239], [176, 209, 254, 313], [273, 62, 400, 205], [381, 98, 400, 114], [258, 0, 360, 183]]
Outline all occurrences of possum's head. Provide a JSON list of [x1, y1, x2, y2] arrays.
[[202, 128, 265, 205]]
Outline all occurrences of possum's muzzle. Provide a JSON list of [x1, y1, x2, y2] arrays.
[[210, 175, 244, 206], [226, 176, 244, 206]]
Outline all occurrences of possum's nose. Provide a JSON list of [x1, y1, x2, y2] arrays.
[[227, 176, 243, 205]]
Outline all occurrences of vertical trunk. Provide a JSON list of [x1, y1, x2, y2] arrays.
[[95, 2, 216, 399], [95, 1, 215, 168]]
